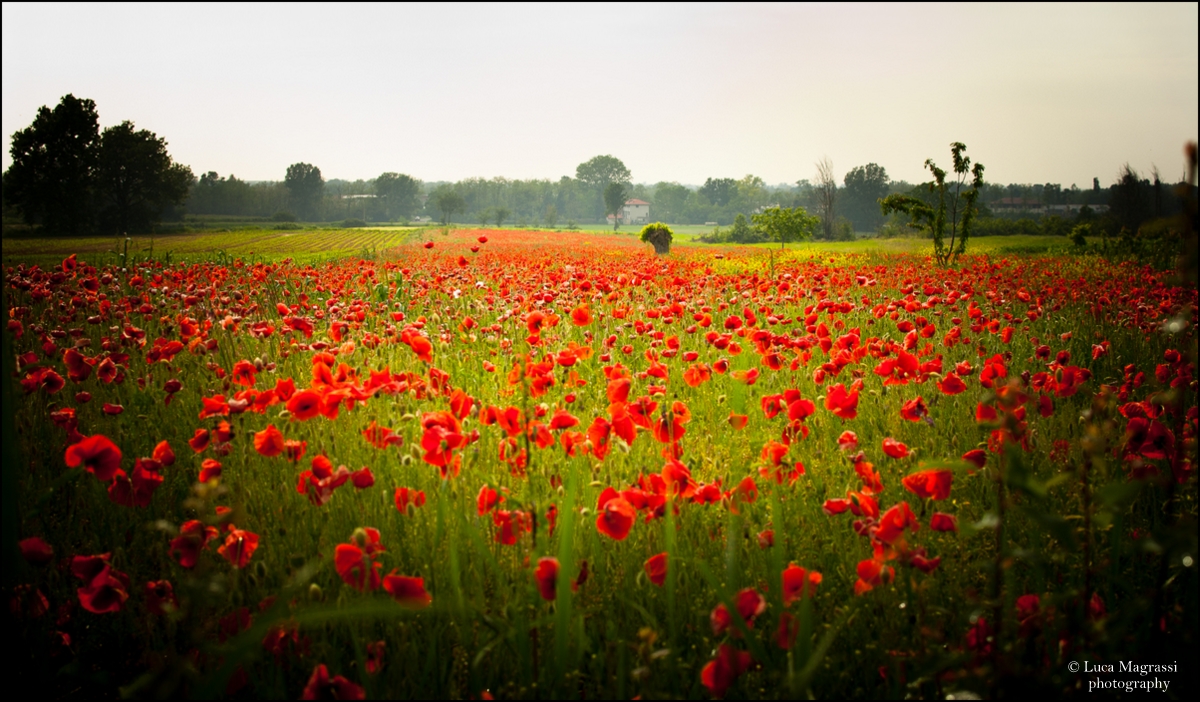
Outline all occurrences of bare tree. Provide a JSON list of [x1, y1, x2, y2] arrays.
[[815, 157, 837, 240]]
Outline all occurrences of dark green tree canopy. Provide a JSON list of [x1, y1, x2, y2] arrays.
[[374, 172, 421, 220], [880, 142, 984, 266], [5, 94, 100, 234], [842, 163, 890, 232], [285, 162, 324, 220], [603, 181, 628, 229], [700, 177, 737, 207], [575, 155, 631, 189], [432, 187, 466, 225], [95, 121, 194, 234]]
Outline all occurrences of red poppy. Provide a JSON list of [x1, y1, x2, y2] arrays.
[[477, 485, 501, 515], [145, 580, 177, 615], [72, 553, 130, 614], [301, 664, 365, 700], [535, 557, 559, 601], [595, 491, 636, 541], [199, 458, 222, 483], [711, 587, 766, 637], [394, 487, 426, 514], [218, 528, 259, 569], [824, 383, 859, 420], [383, 573, 431, 608], [901, 470, 953, 500], [65, 434, 123, 482], [254, 425, 285, 457], [188, 428, 210, 453], [937, 373, 967, 395], [701, 644, 753, 698], [782, 564, 822, 604], [152, 440, 175, 466], [854, 557, 894, 595], [930, 512, 958, 532], [287, 389, 323, 421], [962, 448, 986, 469], [875, 502, 920, 544], [645, 552, 668, 586], [170, 520, 219, 568], [899, 396, 929, 422], [19, 537, 53, 565], [350, 467, 374, 489], [882, 438, 909, 459]]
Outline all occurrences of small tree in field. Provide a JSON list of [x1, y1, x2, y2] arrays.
[[751, 206, 819, 249], [881, 142, 984, 266], [640, 222, 673, 255], [604, 182, 628, 230]]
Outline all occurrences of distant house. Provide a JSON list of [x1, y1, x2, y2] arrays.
[[607, 199, 651, 226], [990, 197, 1108, 216]]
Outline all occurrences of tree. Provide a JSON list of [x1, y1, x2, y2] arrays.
[[814, 157, 837, 240], [651, 182, 690, 222], [576, 155, 630, 220], [374, 172, 420, 221], [640, 222, 673, 255], [880, 142, 985, 266], [1108, 164, 1151, 234], [751, 206, 819, 249], [493, 207, 511, 228], [285, 163, 324, 221], [543, 204, 558, 228], [604, 182, 628, 230], [700, 177, 737, 207], [841, 163, 889, 232], [94, 121, 193, 234], [432, 187, 465, 225], [4, 94, 99, 234]]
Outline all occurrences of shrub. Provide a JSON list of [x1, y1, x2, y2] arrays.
[[341, 218, 367, 228], [639, 222, 674, 254], [271, 210, 298, 222]]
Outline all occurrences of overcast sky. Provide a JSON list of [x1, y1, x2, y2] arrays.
[[3, 3, 1196, 188]]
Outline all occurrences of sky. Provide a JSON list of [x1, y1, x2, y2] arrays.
[[2, 3, 1197, 189]]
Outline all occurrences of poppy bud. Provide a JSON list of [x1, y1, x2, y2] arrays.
[[308, 583, 324, 601], [254, 561, 268, 579]]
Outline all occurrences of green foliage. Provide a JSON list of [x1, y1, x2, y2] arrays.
[[340, 218, 367, 228], [576, 155, 631, 221], [880, 141, 985, 266], [639, 221, 673, 253], [271, 210, 298, 222], [493, 207, 511, 228], [700, 177, 737, 207], [94, 121, 194, 234], [284, 163, 325, 221], [604, 182, 628, 230], [431, 187, 466, 225], [543, 204, 558, 228], [4, 94, 99, 235], [751, 205, 819, 249], [374, 172, 421, 220], [1069, 222, 1091, 247], [841, 163, 890, 231]]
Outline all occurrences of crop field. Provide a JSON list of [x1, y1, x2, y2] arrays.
[[4, 227, 1197, 699]]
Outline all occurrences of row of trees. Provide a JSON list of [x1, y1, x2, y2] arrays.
[[4, 95, 193, 235]]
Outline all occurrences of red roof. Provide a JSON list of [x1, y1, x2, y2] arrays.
[[625, 199, 650, 205]]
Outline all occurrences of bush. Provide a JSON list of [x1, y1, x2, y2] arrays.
[[272, 222, 301, 231], [341, 218, 367, 228], [271, 210, 298, 222], [639, 222, 674, 254]]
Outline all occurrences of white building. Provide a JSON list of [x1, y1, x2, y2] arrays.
[[607, 198, 651, 226]]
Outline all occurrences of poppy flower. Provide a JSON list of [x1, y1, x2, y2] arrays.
[[711, 588, 766, 637], [287, 389, 323, 421], [366, 641, 386, 675], [901, 470, 952, 500], [170, 520, 219, 568], [394, 487, 426, 514], [644, 552, 668, 586], [875, 502, 920, 544], [962, 448, 986, 469], [145, 580, 177, 615], [65, 434, 123, 482], [218, 528, 259, 569], [727, 413, 748, 430], [534, 557, 559, 601], [782, 564, 822, 604], [152, 440, 175, 466], [854, 557, 894, 595], [701, 644, 753, 698], [899, 396, 929, 422], [254, 425, 285, 457], [930, 512, 958, 532], [301, 664, 365, 700], [199, 458, 222, 483], [71, 553, 130, 614], [824, 383, 859, 420], [19, 537, 53, 565], [350, 467, 374, 489], [595, 491, 636, 541], [188, 428, 210, 453], [383, 573, 431, 608], [882, 438, 910, 459], [937, 373, 967, 395]]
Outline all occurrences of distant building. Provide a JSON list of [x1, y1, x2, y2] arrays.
[[607, 199, 651, 226], [990, 197, 1107, 216]]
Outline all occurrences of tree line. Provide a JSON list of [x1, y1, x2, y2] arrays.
[[3, 95, 1187, 240]]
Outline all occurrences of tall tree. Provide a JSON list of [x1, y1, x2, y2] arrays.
[[699, 177, 737, 207], [374, 172, 421, 221], [881, 142, 985, 266], [751, 206, 819, 249], [814, 157, 837, 240], [285, 162, 324, 220], [841, 163, 889, 232], [575, 155, 630, 220], [604, 182, 629, 230], [432, 187, 465, 225], [94, 121, 193, 234], [4, 94, 100, 234]]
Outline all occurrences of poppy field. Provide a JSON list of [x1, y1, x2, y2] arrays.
[[4, 228, 1197, 699]]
